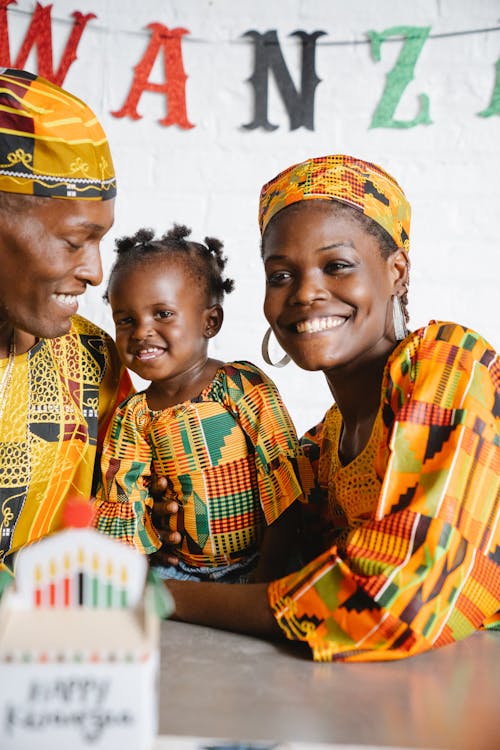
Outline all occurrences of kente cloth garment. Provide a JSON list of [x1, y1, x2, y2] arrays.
[[0, 315, 132, 577], [0, 67, 116, 199], [258, 154, 410, 251], [95, 361, 313, 568], [268, 321, 500, 662]]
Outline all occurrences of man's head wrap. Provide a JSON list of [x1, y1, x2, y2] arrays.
[[259, 154, 410, 251], [0, 68, 116, 200]]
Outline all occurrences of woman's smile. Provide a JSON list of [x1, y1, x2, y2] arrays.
[[295, 315, 347, 334]]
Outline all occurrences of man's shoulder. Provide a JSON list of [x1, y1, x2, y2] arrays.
[[43, 315, 118, 378], [69, 314, 113, 342]]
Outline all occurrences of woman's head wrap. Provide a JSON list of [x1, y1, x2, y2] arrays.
[[259, 154, 410, 251], [0, 67, 116, 200]]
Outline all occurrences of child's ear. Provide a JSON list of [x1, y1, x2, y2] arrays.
[[203, 304, 224, 338]]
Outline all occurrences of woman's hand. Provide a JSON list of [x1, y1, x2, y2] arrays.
[[149, 475, 182, 566]]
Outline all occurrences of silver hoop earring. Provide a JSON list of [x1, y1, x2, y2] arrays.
[[392, 295, 408, 341], [261, 327, 291, 368]]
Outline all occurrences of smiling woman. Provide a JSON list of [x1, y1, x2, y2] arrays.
[[161, 154, 500, 663]]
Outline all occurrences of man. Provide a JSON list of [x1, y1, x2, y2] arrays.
[[0, 68, 132, 585]]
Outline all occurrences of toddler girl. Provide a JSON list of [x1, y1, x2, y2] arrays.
[[94, 225, 313, 582]]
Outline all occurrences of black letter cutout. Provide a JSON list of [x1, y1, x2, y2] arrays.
[[243, 29, 325, 131]]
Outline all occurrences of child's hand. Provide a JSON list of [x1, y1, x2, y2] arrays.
[[149, 475, 182, 565]]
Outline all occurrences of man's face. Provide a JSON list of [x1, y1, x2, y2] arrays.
[[0, 196, 114, 339]]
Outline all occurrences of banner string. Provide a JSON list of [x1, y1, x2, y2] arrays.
[[7, 7, 500, 46]]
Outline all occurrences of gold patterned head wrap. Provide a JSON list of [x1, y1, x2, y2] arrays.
[[259, 154, 410, 251], [0, 67, 116, 200]]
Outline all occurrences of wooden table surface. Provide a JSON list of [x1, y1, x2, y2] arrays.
[[157, 621, 500, 750]]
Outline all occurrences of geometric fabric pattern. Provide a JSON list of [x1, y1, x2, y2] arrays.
[[95, 361, 313, 567], [0, 68, 116, 199], [268, 322, 500, 661], [259, 153, 411, 251]]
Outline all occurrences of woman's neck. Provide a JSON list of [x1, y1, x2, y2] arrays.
[[328, 355, 387, 421], [325, 353, 389, 464]]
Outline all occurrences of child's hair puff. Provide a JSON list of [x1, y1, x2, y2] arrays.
[[105, 224, 235, 304]]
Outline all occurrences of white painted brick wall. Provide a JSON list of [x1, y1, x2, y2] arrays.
[[9, 0, 500, 434]]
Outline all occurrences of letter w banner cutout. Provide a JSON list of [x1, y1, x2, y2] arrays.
[[0, 0, 95, 86]]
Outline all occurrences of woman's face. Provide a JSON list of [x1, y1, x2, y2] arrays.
[[262, 201, 405, 378]]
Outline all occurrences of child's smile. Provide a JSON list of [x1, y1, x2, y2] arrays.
[[132, 344, 167, 361], [108, 257, 220, 402]]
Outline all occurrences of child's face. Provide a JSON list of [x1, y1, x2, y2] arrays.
[[262, 201, 403, 377], [108, 258, 218, 384]]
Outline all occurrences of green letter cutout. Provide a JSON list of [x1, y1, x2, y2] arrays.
[[478, 58, 500, 117], [369, 25, 432, 129]]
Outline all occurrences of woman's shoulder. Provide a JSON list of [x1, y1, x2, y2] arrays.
[[392, 321, 498, 371], [384, 321, 498, 415], [414, 321, 496, 352]]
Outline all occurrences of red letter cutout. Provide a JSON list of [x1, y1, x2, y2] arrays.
[[113, 23, 194, 128], [0, 0, 14, 65], [0, 1, 95, 86]]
